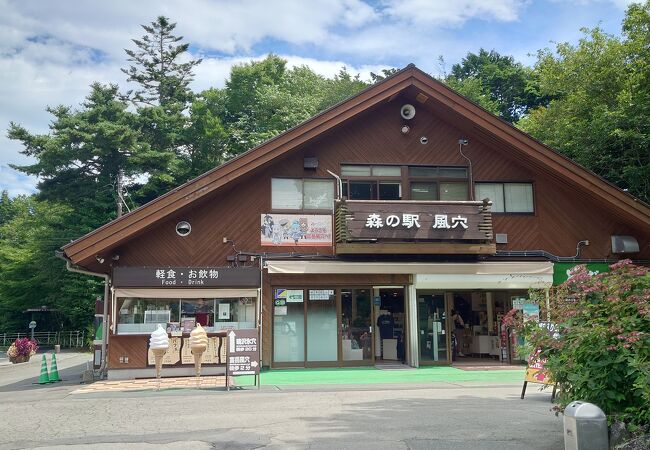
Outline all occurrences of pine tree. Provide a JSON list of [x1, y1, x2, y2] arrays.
[[122, 16, 202, 108]]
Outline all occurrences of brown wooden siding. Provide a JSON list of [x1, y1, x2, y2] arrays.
[[114, 93, 649, 267]]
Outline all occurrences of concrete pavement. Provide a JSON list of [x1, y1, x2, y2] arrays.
[[0, 354, 563, 450]]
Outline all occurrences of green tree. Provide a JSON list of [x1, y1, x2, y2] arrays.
[[122, 16, 202, 108], [199, 55, 369, 158], [519, 1, 650, 203], [8, 83, 168, 224], [445, 49, 546, 122], [121, 16, 218, 200], [0, 196, 100, 332]]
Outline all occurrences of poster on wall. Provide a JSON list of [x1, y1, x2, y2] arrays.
[[260, 214, 332, 247], [181, 336, 222, 364], [275, 288, 303, 303], [522, 303, 540, 322], [309, 289, 334, 301], [147, 337, 182, 365]]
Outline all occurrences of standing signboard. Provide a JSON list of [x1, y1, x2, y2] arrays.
[[226, 328, 260, 390], [521, 350, 557, 401]]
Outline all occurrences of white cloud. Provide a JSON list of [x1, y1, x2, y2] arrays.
[[382, 0, 529, 26], [0, 0, 630, 196], [0, 165, 37, 197]]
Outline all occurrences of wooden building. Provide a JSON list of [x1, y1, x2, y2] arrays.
[[61, 65, 650, 379]]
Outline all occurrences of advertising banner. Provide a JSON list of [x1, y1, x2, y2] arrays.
[[261, 214, 332, 247]]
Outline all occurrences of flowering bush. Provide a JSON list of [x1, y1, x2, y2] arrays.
[[6, 338, 38, 358], [507, 260, 650, 426]]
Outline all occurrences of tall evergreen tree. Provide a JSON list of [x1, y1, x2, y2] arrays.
[[122, 16, 202, 108], [8, 83, 168, 224]]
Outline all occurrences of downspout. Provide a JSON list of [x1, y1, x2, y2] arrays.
[[55, 251, 110, 379]]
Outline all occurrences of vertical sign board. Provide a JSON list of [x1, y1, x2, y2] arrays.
[[226, 328, 260, 389]]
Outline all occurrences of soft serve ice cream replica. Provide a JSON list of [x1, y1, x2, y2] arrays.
[[189, 323, 208, 378], [149, 324, 169, 379]]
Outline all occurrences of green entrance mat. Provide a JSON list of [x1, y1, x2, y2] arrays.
[[238, 366, 525, 386]]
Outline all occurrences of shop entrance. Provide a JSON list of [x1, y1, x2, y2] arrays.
[[416, 291, 450, 364], [272, 286, 406, 367], [373, 287, 406, 365]]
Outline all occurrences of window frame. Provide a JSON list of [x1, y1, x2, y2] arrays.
[[270, 177, 335, 212], [340, 164, 404, 201], [474, 181, 536, 214]]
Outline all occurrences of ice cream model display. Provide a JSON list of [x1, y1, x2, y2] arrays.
[[149, 324, 170, 381], [189, 323, 208, 380]]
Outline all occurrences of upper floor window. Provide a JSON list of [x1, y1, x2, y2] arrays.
[[408, 166, 468, 201], [272, 178, 334, 210], [341, 165, 402, 200], [475, 182, 534, 213], [340, 164, 470, 201]]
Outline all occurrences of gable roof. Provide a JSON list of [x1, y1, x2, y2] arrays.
[[62, 65, 650, 267]]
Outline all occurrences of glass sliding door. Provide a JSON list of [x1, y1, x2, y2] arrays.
[[273, 294, 305, 365], [417, 292, 448, 363], [341, 288, 373, 363], [306, 289, 338, 363]]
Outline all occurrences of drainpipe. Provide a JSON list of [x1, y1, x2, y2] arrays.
[[55, 251, 110, 379], [326, 170, 343, 200]]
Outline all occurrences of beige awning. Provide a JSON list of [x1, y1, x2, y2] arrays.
[[114, 288, 259, 298], [265, 261, 553, 289]]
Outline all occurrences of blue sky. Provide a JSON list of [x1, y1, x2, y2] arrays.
[[0, 0, 636, 196]]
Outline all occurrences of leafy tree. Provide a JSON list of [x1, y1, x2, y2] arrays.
[[122, 16, 202, 108], [0, 196, 100, 332], [8, 83, 168, 224], [444, 76, 501, 116], [198, 55, 369, 158], [445, 49, 547, 122], [519, 1, 650, 203]]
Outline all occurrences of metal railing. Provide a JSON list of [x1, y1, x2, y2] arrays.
[[0, 331, 85, 348]]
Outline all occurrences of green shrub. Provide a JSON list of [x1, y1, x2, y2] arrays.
[[509, 260, 649, 425]]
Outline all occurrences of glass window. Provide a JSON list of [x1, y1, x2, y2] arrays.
[[304, 179, 334, 210], [378, 182, 401, 200], [341, 165, 371, 177], [440, 182, 468, 200], [181, 299, 215, 327], [410, 182, 438, 200], [307, 290, 337, 362], [272, 178, 302, 210], [438, 167, 468, 178], [273, 300, 305, 363], [213, 298, 256, 331], [475, 183, 533, 213], [348, 181, 375, 200], [116, 297, 255, 334], [475, 183, 505, 212], [505, 183, 534, 213], [117, 298, 179, 334], [409, 166, 437, 177], [372, 166, 401, 176]]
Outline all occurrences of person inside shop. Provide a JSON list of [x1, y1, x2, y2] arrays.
[[451, 309, 466, 357], [377, 310, 395, 358]]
